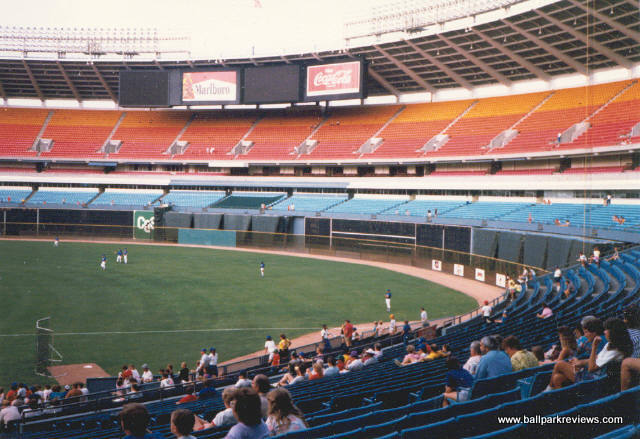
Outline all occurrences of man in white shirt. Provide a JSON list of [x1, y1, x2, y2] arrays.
[[420, 307, 428, 327], [141, 364, 153, 383], [0, 400, 21, 427], [346, 353, 364, 372], [207, 348, 218, 377], [160, 372, 174, 388], [130, 365, 141, 384], [196, 349, 209, 376], [264, 336, 277, 361], [235, 372, 252, 388], [463, 341, 483, 376], [481, 301, 492, 323]]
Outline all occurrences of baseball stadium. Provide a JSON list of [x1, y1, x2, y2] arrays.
[[0, 0, 640, 437]]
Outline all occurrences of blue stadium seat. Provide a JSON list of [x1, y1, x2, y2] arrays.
[[462, 423, 524, 439], [400, 417, 456, 438], [326, 427, 363, 439], [593, 425, 638, 439], [361, 417, 406, 438]]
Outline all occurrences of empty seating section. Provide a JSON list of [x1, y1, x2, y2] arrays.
[[39, 110, 120, 158], [159, 190, 226, 208], [440, 201, 531, 220], [91, 190, 163, 207], [0, 108, 49, 156], [0, 186, 32, 203], [565, 81, 640, 149], [502, 203, 596, 225], [429, 92, 549, 157], [371, 100, 474, 158], [111, 111, 191, 159], [307, 106, 401, 159], [501, 82, 629, 154], [325, 197, 409, 215], [271, 194, 348, 212], [396, 199, 467, 217], [179, 112, 256, 159], [0, 81, 638, 162], [26, 188, 98, 205], [212, 192, 285, 209], [244, 109, 322, 159]]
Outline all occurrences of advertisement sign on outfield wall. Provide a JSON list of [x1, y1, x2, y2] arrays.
[[134, 210, 155, 240], [432, 259, 442, 271], [475, 268, 486, 282], [305, 60, 365, 101], [182, 71, 239, 104], [454, 264, 465, 277], [496, 273, 507, 288]]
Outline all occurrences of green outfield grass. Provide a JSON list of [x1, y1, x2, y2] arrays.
[[0, 240, 476, 388]]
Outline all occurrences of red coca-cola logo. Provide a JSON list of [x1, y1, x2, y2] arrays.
[[307, 61, 360, 97], [313, 69, 353, 88]]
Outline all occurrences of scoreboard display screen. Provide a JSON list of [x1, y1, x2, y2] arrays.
[[119, 71, 170, 107], [243, 65, 301, 104]]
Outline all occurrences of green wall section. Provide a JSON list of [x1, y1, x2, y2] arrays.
[[178, 228, 237, 247]]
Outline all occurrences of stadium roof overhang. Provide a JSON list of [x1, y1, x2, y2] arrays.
[[0, 0, 637, 103]]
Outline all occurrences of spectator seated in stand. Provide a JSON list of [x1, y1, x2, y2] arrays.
[[623, 304, 640, 358], [502, 335, 539, 371], [235, 372, 252, 388], [476, 335, 513, 380], [194, 387, 237, 431], [197, 379, 218, 400], [442, 356, 474, 407], [395, 344, 422, 366], [176, 385, 197, 405], [537, 303, 554, 319], [307, 361, 324, 381], [547, 317, 632, 390], [463, 341, 483, 376], [252, 374, 270, 419], [119, 403, 164, 439], [224, 387, 269, 439], [265, 387, 307, 436], [323, 356, 339, 378], [170, 409, 197, 439]]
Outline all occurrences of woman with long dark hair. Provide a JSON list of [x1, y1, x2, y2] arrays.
[[265, 387, 307, 436]]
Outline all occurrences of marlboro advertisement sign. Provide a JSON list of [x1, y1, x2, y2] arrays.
[[182, 71, 238, 103]]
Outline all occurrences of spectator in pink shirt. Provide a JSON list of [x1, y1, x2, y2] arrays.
[[537, 303, 553, 319]]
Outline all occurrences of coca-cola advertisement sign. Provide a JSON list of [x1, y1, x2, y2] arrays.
[[306, 61, 361, 98]]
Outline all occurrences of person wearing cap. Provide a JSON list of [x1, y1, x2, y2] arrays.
[[141, 364, 153, 383], [264, 336, 277, 362], [207, 348, 218, 377], [385, 289, 392, 312]]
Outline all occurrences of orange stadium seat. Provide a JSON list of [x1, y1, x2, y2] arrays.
[[307, 105, 401, 159], [561, 81, 640, 150], [369, 100, 475, 158], [427, 92, 549, 157], [39, 110, 122, 159], [179, 112, 257, 160], [110, 111, 191, 159], [0, 108, 49, 157], [500, 81, 631, 154], [243, 108, 323, 160]]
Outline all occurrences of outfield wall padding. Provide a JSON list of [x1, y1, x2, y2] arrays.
[[193, 213, 222, 230], [523, 235, 547, 268], [178, 229, 236, 247], [497, 232, 522, 263], [251, 215, 280, 233], [223, 214, 252, 231], [472, 229, 498, 258], [417, 224, 444, 248], [444, 226, 471, 253], [164, 212, 193, 228], [547, 236, 573, 269]]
